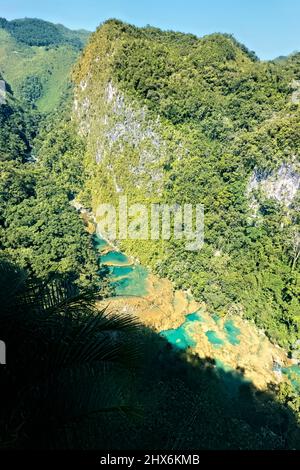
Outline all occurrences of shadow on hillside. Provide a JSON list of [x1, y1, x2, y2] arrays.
[[87, 327, 300, 451], [0, 259, 299, 450], [32, 325, 299, 451]]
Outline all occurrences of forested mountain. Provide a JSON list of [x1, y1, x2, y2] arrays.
[[0, 17, 89, 47], [73, 19, 300, 351], [0, 18, 90, 112], [0, 18, 300, 450]]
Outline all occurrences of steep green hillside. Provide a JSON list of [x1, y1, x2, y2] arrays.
[[73, 20, 300, 350], [0, 74, 37, 161], [0, 18, 90, 112], [0, 77, 99, 288]]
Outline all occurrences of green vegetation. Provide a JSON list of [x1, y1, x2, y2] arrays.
[[0, 80, 37, 161], [0, 17, 89, 48], [1, 259, 299, 449], [0, 82, 99, 288], [1, 17, 300, 450], [73, 20, 300, 351], [0, 260, 141, 448], [0, 18, 90, 112]]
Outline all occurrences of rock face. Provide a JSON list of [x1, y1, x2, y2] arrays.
[[72, 22, 192, 214], [247, 163, 300, 208], [73, 75, 173, 202], [291, 79, 300, 104], [0, 79, 6, 104]]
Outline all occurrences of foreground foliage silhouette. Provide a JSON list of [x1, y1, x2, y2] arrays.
[[0, 259, 142, 448], [0, 259, 299, 449]]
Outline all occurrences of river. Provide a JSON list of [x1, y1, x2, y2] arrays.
[[91, 231, 300, 394]]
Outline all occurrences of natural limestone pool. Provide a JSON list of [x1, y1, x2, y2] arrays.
[[282, 365, 300, 392], [94, 235, 148, 297], [100, 250, 131, 266], [224, 320, 241, 346], [110, 265, 148, 297], [93, 233, 300, 393], [161, 312, 240, 351]]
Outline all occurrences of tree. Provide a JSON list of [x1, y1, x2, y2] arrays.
[[0, 259, 141, 448]]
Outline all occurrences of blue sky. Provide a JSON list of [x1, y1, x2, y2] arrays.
[[1, 0, 299, 60]]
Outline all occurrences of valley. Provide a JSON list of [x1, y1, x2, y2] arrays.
[[90, 227, 300, 393], [0, 15, 299, 450]]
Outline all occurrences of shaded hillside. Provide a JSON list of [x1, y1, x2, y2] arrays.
[[0, 260, 299, 450], [0, 74, 37, 162], [0, 85, 99, 288]]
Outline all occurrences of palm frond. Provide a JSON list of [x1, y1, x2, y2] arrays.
[[0, 258, 143, 448]]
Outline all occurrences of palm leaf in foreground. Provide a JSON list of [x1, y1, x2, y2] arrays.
[[0, 259, 143, 448]]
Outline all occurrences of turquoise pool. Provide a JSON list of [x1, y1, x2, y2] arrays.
[[93, 234, 109, 251], [109, 265, 134, 279], [224, 320, 241, 345], [161, 324, 197, 350], [205, 330, 225, 348], [110, 265, 149, 297], [101, 250, 130, 266], [160, 312, 241, 351], [282, 365, 300, 392]]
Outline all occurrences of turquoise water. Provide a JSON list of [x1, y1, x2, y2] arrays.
[[161, 312, 240, 352], [224, 320, 241, 345], [205, 330, 225, 348], [101, 251, 130, 266], [282, 365, 300, 392], [94, 234, 148, 296], [186, 312, 203, 322], [111, 277, 132, 294], [161, 324, 197, 350], [109, 265, 134, 279], [161, 310, 203, 350], [111, 265, 149, 297], [93, 234, 108, 251]]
